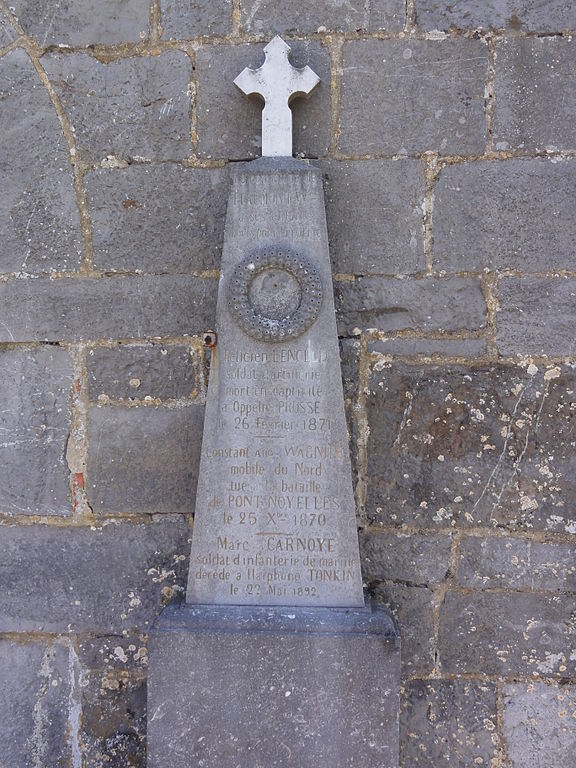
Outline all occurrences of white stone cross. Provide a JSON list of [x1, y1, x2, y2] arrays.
[[234, 36, 320, 158]]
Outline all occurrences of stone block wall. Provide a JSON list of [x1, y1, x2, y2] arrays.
[[1, 1, 575, 765]]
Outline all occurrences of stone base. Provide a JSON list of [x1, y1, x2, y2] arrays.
[[147, 601, 400, 768]]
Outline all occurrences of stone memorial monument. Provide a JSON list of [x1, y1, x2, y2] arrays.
[[148, 37, 400, 768]]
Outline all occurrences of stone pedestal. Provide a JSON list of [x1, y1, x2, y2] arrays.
[[148, 601, 400, 768], [148, 51, 401, 764]]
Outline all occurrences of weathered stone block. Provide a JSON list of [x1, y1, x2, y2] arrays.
[[87, 343, 202, 401], [369, 584, 435, 676], [87, 404, 203, 514], [80, 668, 146, 768], [458, 536, 576, 591], [360, 531, 452, 585], [415, 0, 576, 32], [0, 347, 73, 517], [42, 52, 193, 163], [339, 40, 487, 155], [196, 41, 330, 160], [367, 338, 487, 357], [439, 591, 576, 677], [86, 164, 228, 273], [339, 337, 361, 478], [321, 159, 425, 274], [148, 603, 400, 768], [0, 517, 190, 632], [0, 49, 82, 275], [503, 683, 576, 768], [75, 633, 148, 766], [401, 680, 497, 768], [161, 0, 232, 38], [434, 158, 576, 272], [0, 640, 73, 768], [497, 278, 576, 356], [339, 337, 361, 405], [336, 277, 486, 336], [0, 8, 17, 46], [493, 38, 576, 151], [0, 274, 217, 341], [366, 362, 576, 534], [77, 633, 149, 672], [10, 0, 150, 45], [240, 0, 405, 34]]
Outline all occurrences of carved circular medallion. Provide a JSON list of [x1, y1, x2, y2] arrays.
[[227, 249, 323, 342]]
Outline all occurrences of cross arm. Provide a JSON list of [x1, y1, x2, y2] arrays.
[[234, 67, 265, 99], [288, 65, 320, 103]]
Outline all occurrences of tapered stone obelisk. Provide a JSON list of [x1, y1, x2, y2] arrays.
[[186, 37, 363, 608], [148, 37, 400, 768]]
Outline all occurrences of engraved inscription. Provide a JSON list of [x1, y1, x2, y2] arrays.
[[190, 339, 361, 604], [229, 175, 324, 243]]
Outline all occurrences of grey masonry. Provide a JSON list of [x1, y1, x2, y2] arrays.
[[0, 0, 575, 766], [0, 347, 73, 516], [339, 39, 488, 155], [43, 51, 194, 163], [0, 49, 83, 275]]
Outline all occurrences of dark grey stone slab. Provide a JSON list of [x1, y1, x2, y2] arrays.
[[0, 49, 83, 275], [493, 38, 576, 152], [0, 274, 217, 341], [367, 337, 487, 357], [415, 0, 576, 32], [366, 362, 576, 534], [339, 40, 487, 156], [439, 590, 576, 678], [0, 8, 17, 46], [434, 158, 576, 272], [339, 337, 361, 404], [458, 536, 576, 591], [77, 633, 149, 671], [161, 0, 232, 38], [368, 584, 435, 677], [360, 531, 452, 585], [75, 632, 148, 763], [240, 0, 405, 34], [87, 343, 202, 401], [87, 404, 203, 514], [339, 338, 361, 483], [86, 164, 228, 273], [321, 159, 425, 274], [336, 277, 486, 336], [10, 0, 150, 45], [81, 666, 146, 767], [0, 517, 190, 632], [148, 602, 400, 768], [42, 52, 193, 163], [156, 600, 397, 634], [497, 278, 576, 356], [0, 640, 73, 768], [401, 680, 497, 768], [187, 159, 364, 609], [503, 683, 576, 768], [196, 42, 330, 160], [0, 347, 73, 517]]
